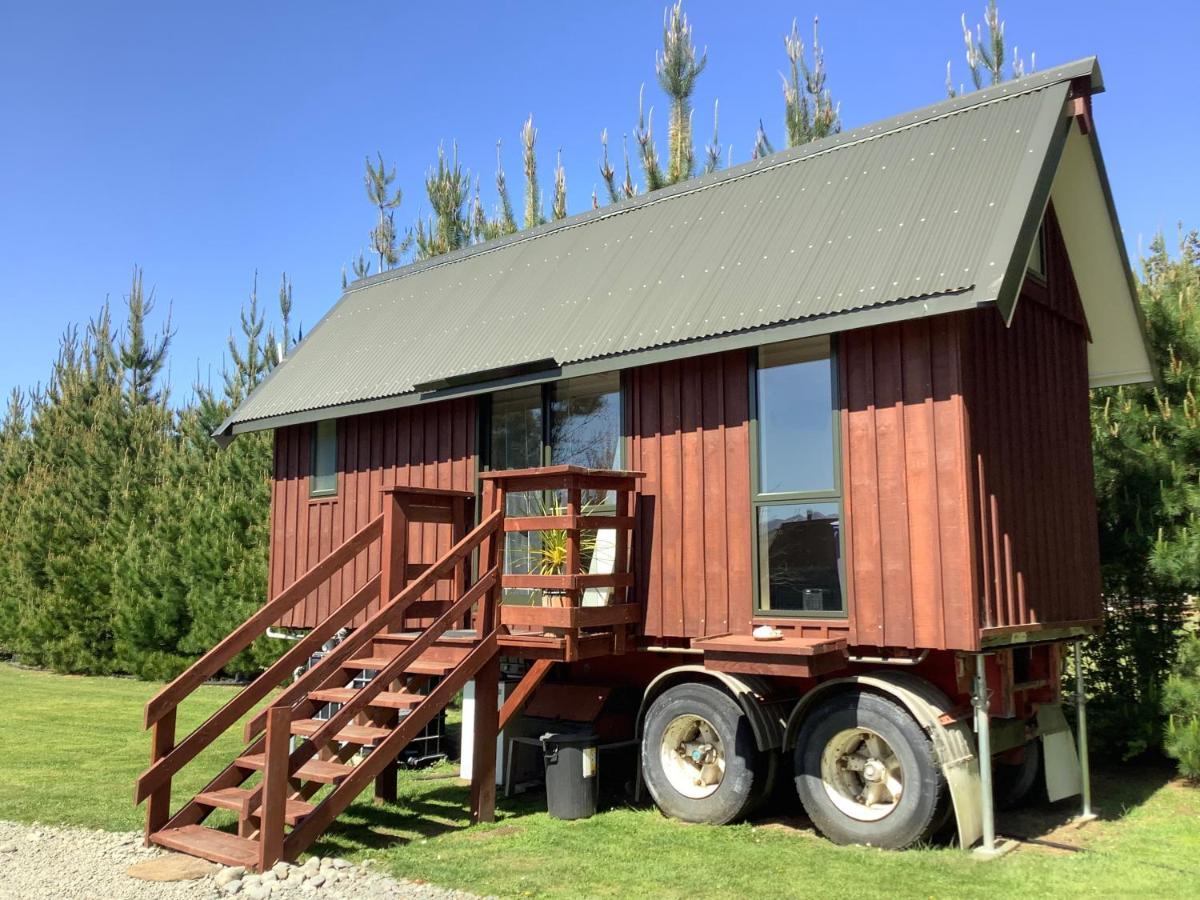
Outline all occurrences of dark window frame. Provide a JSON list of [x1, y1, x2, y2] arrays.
[[748, 336, 847, 618], [479, 372, 625, 605], [309, 419, 339, 499]]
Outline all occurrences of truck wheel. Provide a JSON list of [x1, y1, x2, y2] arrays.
[[994, 739, 1042, 810], [794, 691, 947, 849], [641, 682, 765, 825]]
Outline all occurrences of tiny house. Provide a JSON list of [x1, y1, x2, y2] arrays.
[[138, 57, 1153, 868]]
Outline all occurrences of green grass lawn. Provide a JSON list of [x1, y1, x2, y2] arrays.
[[2, 662, 1198, 898]]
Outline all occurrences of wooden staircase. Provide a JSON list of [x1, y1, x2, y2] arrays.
[[135, 485, 510, 871], [135, 468, 643, 872]]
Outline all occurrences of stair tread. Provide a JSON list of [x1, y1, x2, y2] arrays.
[[344, 655, 456, 675], [379, 629, 479, 644], [234, 753, 353, 784], [308, 687, 424, 709], [149, 824, 258, 868], [291, 718, 391, 744], [195, 787, 315, 825]]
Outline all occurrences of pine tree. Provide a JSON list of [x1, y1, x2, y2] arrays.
[[414, 143, 471, 259], [656, 0, 707, 184], [634, 85, 665, 192], [946, 1, 1032, 97], [521, 115, 544, 229], [1089, 229, 1200, 757], [703, 100, 722, 174], [599, 130, 621, 204], [782, 18, 839, 147], [364, 153, 408, 269], [552, 149, 568, 220], [494, 141, 518, 236]]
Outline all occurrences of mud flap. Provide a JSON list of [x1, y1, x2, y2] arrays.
[[1037, 703, 1082, 802]]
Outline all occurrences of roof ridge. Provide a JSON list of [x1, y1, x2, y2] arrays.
[[343, 57, 1098, 297]]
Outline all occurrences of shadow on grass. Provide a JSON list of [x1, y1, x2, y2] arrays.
[[307, 780, 556, 857], [998, 756, 1176, 843]]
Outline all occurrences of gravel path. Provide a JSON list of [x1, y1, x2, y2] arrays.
[[0, 821, 480, 900]]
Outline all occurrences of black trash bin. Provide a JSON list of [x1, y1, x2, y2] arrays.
[[541, 731, 599, 820]]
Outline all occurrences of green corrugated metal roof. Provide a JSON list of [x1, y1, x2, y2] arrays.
[[220, 58, 1118, 436]]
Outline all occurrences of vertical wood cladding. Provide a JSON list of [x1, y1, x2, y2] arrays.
[[266, 205, 1097, 646], [627, 351, 754, 640], [965, 210, 1101, 632], [840, 316, 979, 651], [269, 398, 476, 628]]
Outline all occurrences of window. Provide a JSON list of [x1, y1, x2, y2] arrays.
[[1026, 222, 1046, 280], [488, 373, 623, 604], [752, 339, 844, 615], [309, 419, 338, 497]]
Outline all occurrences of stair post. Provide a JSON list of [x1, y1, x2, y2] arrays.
[[143, 707, 176, 844], [259, 705, 291, 872], [374, 491, 408, 805]]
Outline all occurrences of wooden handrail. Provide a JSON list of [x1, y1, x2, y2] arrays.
[[142, 512, 384, 729], [239, 511, 503, 817], [134, 574, 381, 804], [241, 507, 503, 741]]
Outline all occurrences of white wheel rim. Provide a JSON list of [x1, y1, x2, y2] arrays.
[[660, 714, 725, 799], [820, 727, 904, 822]]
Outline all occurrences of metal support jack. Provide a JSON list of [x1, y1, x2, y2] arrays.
[[971, 653, 1017, 860], [1072, 641, 1098, 825]]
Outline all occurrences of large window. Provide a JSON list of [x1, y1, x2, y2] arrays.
[[309, 419, 338, 498], [752, 339, 844, 615], [488, 373, 623, 604]]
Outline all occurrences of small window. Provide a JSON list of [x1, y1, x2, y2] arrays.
[[752, 339, 844, 615], [310, 419, 338, 497], [1026, 223, 1046, 279]]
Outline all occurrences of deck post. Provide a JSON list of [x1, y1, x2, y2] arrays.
[[469, 651, 501, 824], [1073, 640, 1096, 822], [143, 706, 176, 844], [259, 705, 291, 871]]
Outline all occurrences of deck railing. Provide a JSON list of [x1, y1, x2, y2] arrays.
[[481, 465, 643, 659]]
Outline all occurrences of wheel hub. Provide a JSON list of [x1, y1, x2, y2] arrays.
[[820, 728, 904, 822], [660, 714, 726, 799]]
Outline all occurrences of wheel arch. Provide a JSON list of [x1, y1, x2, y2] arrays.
[[783, 670, 984, 849], [636, 666, 787, 753]]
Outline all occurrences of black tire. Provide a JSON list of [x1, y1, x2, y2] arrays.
[[794, 691, 947, 849], [994, 739, 1042, 810], [641, 682, 766, 825]]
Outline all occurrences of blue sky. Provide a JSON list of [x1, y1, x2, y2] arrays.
[[1, 1, 1196, 398]]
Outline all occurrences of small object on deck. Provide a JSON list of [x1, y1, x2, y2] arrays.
[[752, 625, 784, 641]]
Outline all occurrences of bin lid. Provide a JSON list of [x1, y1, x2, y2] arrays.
[[539, 731, 598, 747]]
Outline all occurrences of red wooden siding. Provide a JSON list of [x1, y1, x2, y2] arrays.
[[270, 398, 476, 629], [965, 214, 1100, 633], [627, 351, 754, 640], [839, 317, 979, 651]]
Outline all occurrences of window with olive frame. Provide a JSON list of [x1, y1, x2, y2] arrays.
[[752, 339, 844, 615]]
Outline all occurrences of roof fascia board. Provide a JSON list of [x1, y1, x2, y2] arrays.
[[226, 287, 983, 435], [976, 80, 1073, 324]]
